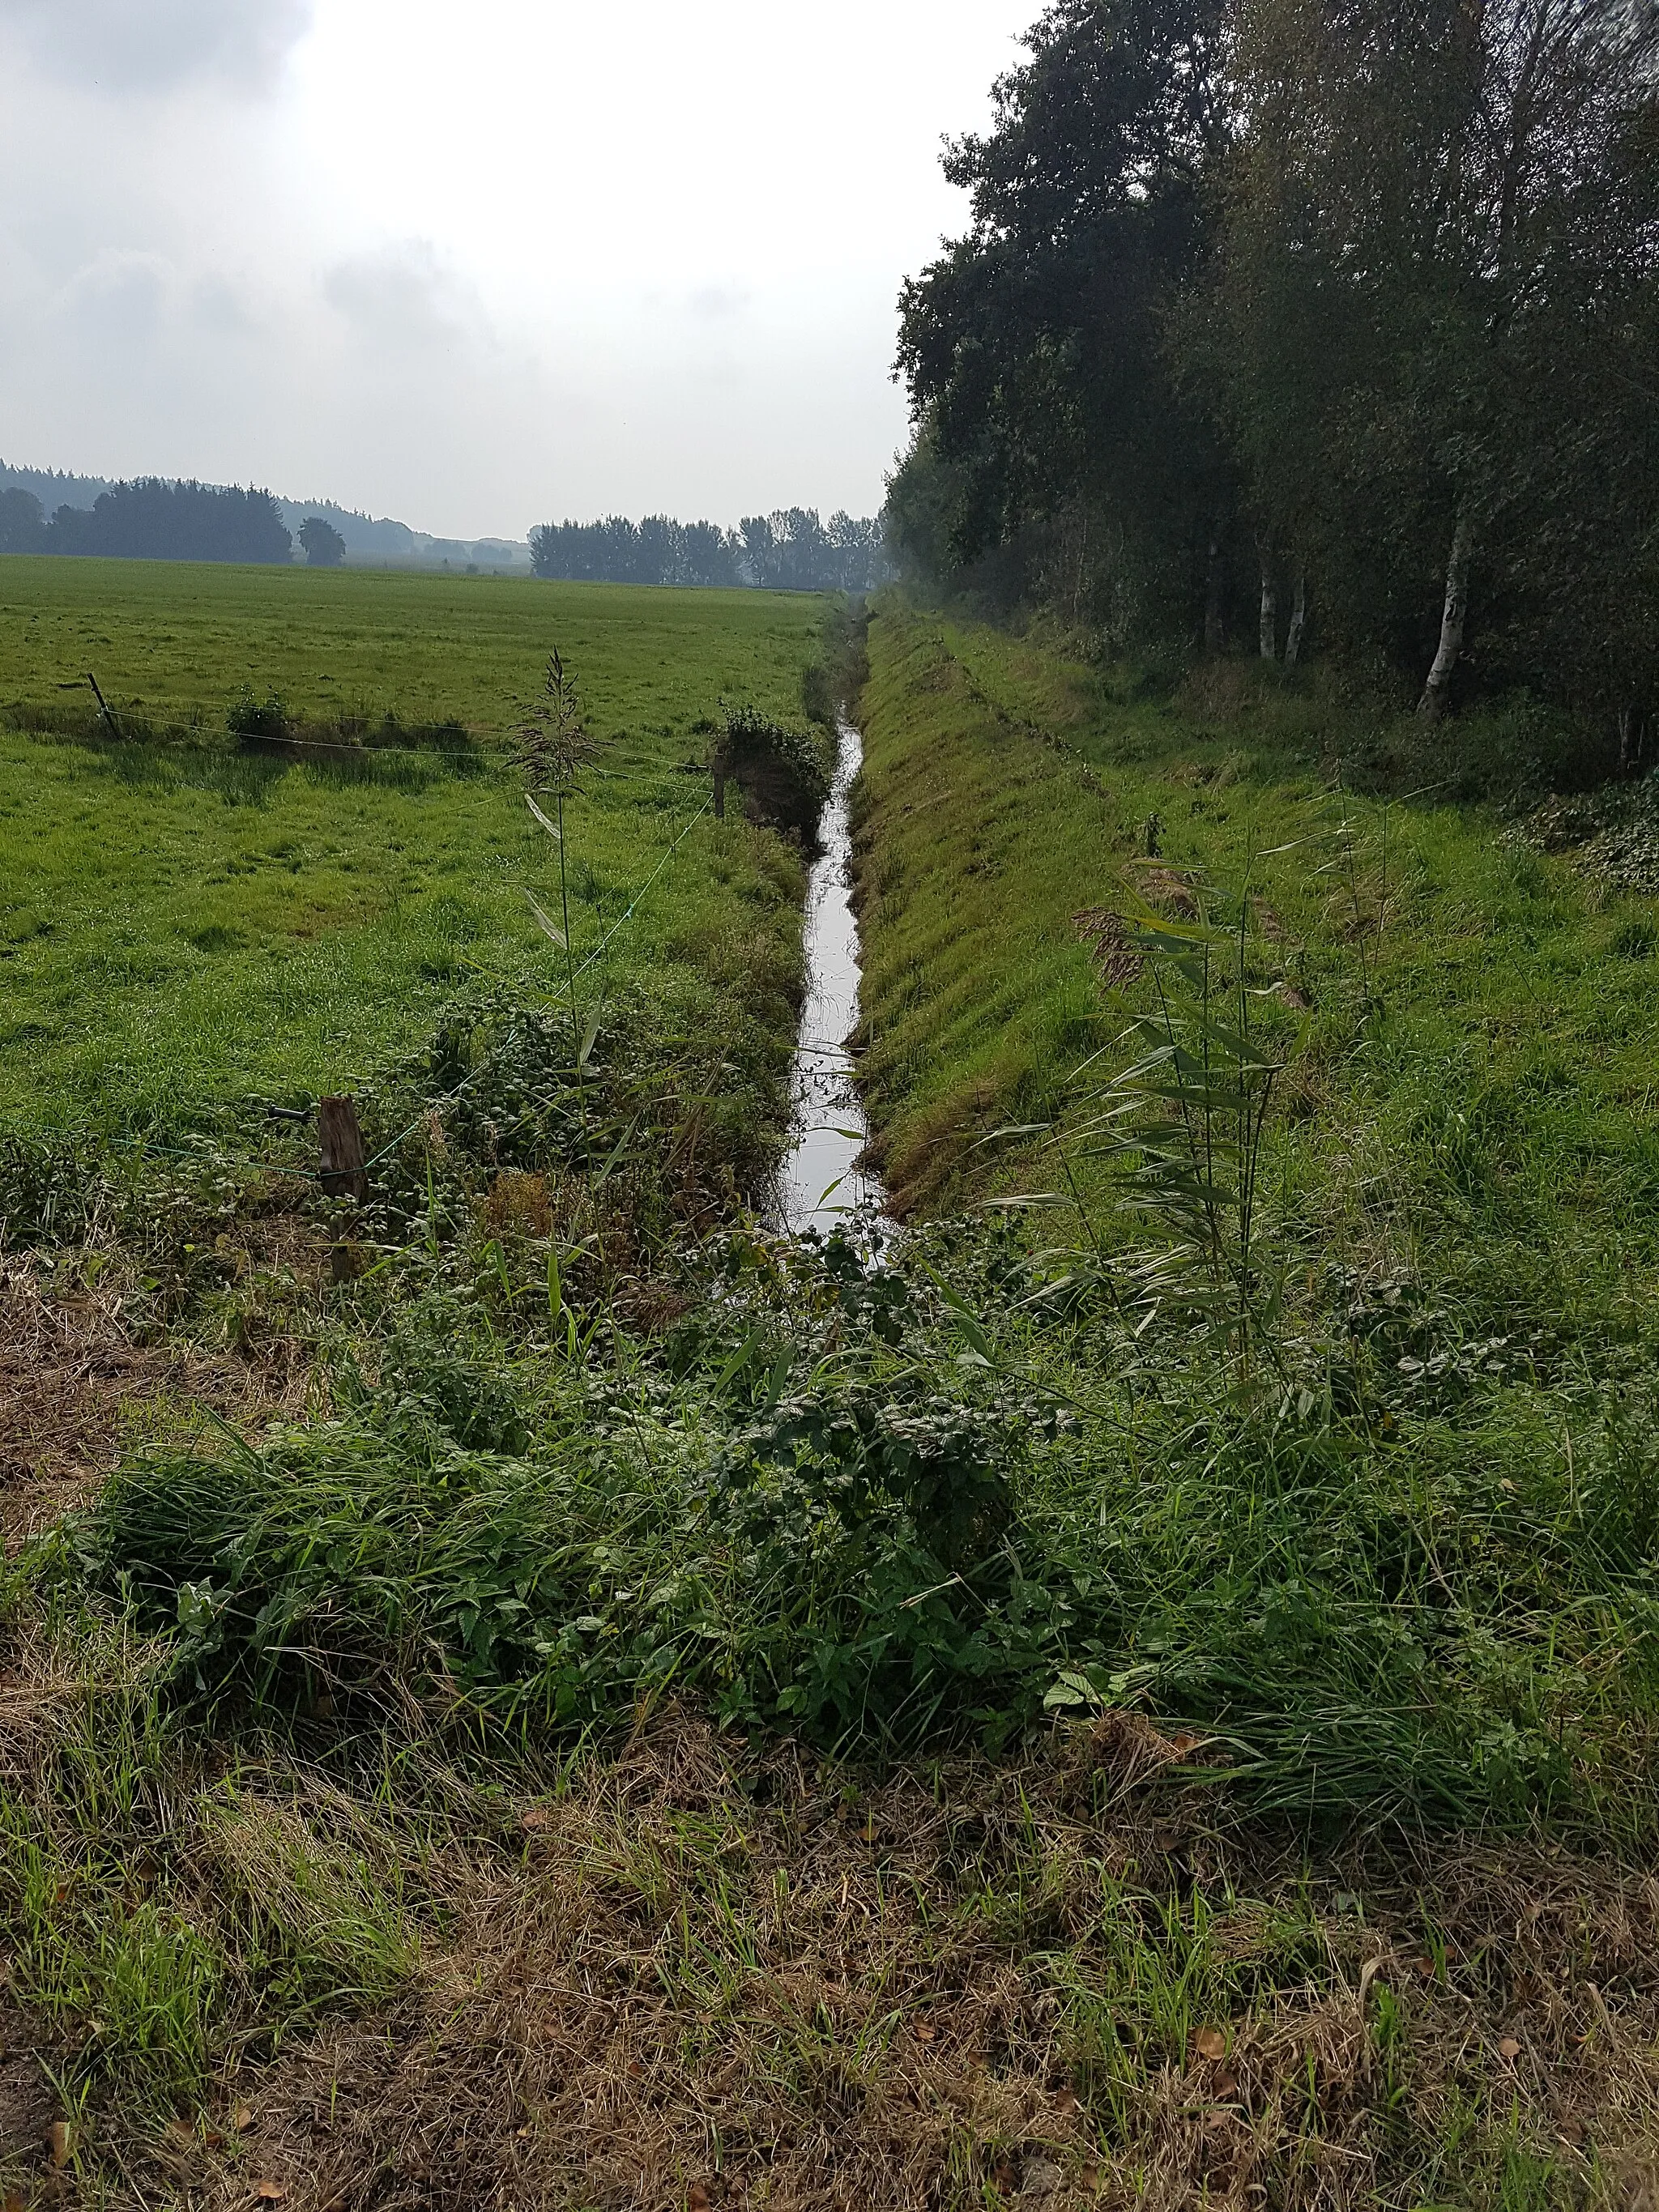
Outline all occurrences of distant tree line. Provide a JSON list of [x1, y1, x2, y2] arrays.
[[889, 0, 1659, 737], [0, 478, 292, 563], [0, 466, 481, 565], [530, 509, 890, 592]]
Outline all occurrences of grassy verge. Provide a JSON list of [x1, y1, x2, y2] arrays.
[[6, 1656, 1654, 2209], [852, 607, 1659, 1259]]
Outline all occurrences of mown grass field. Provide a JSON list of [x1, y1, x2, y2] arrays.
[[4, 582, 1659, 2209], [0, 556, 820, 734], [0, 560, 824, 1132]]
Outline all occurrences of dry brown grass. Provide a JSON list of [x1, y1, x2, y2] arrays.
[[0, 1992, 57, 2177], [1120, 863, 1201, 920], [1070, 910, 1144, 993], [5, 1706, 1657, 2210], [0, 1252, 313, 1554]]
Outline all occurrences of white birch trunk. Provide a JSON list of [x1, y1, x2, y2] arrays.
[[1620, 705, 1647, 777], [1284, 565, 1307, 667], [1418, 505, 1473, 721], [1257, 535, 1277, 663]]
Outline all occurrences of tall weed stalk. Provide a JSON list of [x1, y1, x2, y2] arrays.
[[1015, 877, 1299, 1372], [517, 648, 603, 1136]]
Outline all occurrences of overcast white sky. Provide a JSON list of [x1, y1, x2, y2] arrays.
[[0, 0, 1033, 538]]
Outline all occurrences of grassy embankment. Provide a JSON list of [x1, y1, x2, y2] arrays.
[[4, 582, 1659, 2206], [843, 609, 1659, 1828]]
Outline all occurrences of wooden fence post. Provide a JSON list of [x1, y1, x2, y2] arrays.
[[318, 1095, 369, 1281], [86, 671, 121, 739]]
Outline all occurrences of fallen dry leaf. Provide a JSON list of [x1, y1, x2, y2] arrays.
[[252, 2185, 288, 2204], [1498, 2036, 1522, 2061], [1171, 1731, 1205, 1756], [231, 2101, 254, 2133], [1413, 1955, 1436, 1978], [914, 2021, 936, 2042], [48, 2120, 75, 2168], [687, 2186, 712, 2212], [521, 1807, 552, 1832], [1193, 2026, 1228, 2063]]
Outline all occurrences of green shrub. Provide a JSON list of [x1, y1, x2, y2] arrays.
[[226, 687, 291, 742], [720, 703, 831, 844]]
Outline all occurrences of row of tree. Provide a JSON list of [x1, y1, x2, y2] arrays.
[[529, 508, 889, 592], [0, 479, 297, 563], [889, 0, 1659, 734]]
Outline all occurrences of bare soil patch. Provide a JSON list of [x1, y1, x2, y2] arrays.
[[0, 1253, 313, 1552], [0, 1991, 58, 2185]]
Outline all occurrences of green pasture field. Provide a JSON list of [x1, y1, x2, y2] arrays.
[[0, 556, 819, 733], [0, 560, 825, 1132]]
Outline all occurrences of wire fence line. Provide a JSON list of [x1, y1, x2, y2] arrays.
[[11, 709, 717, 793], [6, 788, 719, 1187], [570, 792, 712, 982], [218, 735, 714, 783]]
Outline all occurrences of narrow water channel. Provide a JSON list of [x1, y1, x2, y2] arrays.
[[773, 712, 883, 1234]]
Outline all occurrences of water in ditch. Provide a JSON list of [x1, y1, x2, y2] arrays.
[[773, 712, 884, 1235]]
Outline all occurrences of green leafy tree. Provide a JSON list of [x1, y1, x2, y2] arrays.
[[894, 0, 1237, 642], [1202, 0, 1659, 715], [0, 486, 45, 554], [894, 0, 1659, 757], [297, 515, 347, 568]]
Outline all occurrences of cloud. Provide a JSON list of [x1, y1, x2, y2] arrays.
[[190, 275, 262, 338], [48, 247, 173, 342], [0, 0, 312, 94], [322, 243, 481, 353], [688, 282, 753, 321], [0, 0, 1027, 532]]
